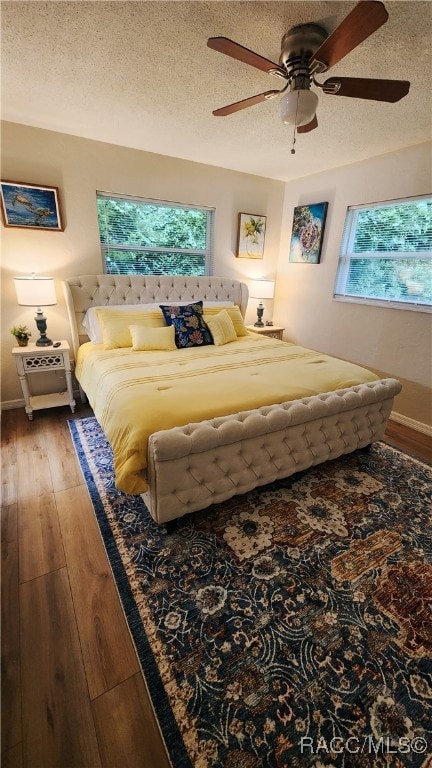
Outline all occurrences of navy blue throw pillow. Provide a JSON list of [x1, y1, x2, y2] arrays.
[[159, 301, 213, 348]]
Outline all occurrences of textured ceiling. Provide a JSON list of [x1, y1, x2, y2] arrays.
[[1, 1, 431, 181]]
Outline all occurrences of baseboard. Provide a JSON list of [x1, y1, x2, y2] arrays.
[[1, 398, 25, 411], [389, 411, 432, 438]]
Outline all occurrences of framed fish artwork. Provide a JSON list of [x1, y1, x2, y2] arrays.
[[0, 180, 64, 231]]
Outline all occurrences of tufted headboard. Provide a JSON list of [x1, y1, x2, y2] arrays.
[[63, 274, 249, 357]]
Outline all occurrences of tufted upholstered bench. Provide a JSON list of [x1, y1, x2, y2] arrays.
[[144, 377, 401, 522]]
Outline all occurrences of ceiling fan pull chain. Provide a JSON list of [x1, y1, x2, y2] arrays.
[[291, 90, 300, 154]]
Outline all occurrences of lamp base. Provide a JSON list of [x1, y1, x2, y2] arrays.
[[35, 309, 53, 346], [36, 336, 53, 347], [254, 302, 265, 327]]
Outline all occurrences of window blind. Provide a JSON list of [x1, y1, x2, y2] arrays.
[[97, 192, 215, 276], [334, 195, 432, 309]]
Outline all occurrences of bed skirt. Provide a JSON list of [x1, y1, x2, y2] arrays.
[[142, 377, 401, 523]]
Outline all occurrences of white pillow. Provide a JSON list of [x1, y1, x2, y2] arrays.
[[82, 300, 234, 343]]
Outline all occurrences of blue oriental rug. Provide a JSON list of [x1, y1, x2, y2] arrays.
[[69, 416, 432, 768]]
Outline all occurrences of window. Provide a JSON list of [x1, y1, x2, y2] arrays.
[[97, 192, 214, 276], [334, 195, 432, 310]]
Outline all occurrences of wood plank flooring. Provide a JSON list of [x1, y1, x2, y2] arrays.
[[1, 405, 170, 768], [1, 404, 430, 767], [20, 569, 101, 768]]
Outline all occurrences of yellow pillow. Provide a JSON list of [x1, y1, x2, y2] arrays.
[[129, 324, 176, 351], [96, 309, 166, 349], [203, 305, 248, 337], [205, 311, 237, 346]]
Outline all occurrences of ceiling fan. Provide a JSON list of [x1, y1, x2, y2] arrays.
[[207, 1, 410, 144]]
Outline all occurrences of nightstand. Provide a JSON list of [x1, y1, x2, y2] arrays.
[[12, 341, 76, 420], [246, 325, 285, 340]]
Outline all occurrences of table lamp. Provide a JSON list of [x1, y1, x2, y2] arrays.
[[14, 275, 57, 346], [249, 279, 275, 327]]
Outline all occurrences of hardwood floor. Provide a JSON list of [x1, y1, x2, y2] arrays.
[[1, 405, 430, 767], [1, 404, 170, 768]]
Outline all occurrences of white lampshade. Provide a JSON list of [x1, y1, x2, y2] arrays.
[[280, 89, 318, 127], [14, 276, 57, 307], [249, 279, 275, 300]]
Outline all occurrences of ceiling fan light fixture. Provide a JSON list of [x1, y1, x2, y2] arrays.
[[280, 89, 318, 127]]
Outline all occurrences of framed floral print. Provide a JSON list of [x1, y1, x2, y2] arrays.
[[236, 213, 266, 259], [0, 180, 64, 231], [289, 202, 328, 263]]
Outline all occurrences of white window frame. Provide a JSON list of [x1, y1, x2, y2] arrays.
[[97, 191, 215, 276], [334, 194, 431, 313]]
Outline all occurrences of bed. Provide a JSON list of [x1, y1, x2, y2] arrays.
[[64, 275, 401, 524]]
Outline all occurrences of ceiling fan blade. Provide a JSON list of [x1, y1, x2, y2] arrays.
[[213, 90, 280, 116], [207, 37, 284, 75], [310, 1, 388, 72], [324, 77, 410, 102], [297, 115, 318, 134]]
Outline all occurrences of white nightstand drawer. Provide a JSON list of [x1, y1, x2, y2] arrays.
[[22, 352, 65, 372]]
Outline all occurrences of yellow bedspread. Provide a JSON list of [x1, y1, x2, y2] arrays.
[[76, 335, 378, 494]]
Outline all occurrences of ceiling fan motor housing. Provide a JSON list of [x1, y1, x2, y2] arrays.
[[280, 23, 327, 89]]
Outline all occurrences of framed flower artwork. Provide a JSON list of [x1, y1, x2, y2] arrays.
[[236, 213, 267, 259]]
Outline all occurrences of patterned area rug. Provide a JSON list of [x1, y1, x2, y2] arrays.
[[69, 417, 432, 768]]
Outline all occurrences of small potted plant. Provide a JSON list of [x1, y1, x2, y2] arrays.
[[10, 325, 31, 347]]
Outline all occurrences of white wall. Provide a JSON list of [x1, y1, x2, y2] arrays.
[[1, 121, 284, 403], [2, 123, 430, 426], [274, 142, 432, 426]]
